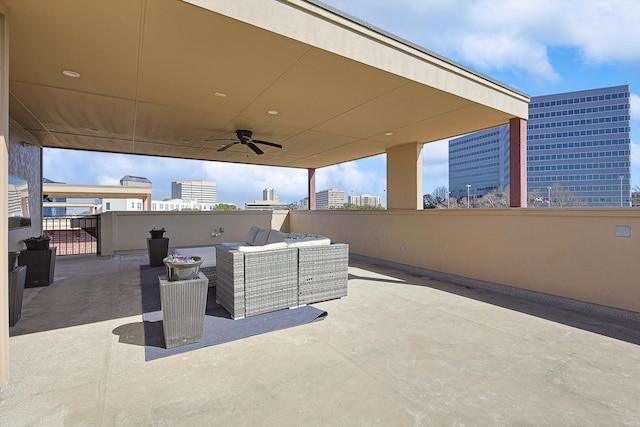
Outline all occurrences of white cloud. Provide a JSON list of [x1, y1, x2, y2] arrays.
[[455, 33, 559, 82], [631, 140, 640, 168], [323, 0, 640, 82], [422, 139, 449, 193], [201, 162, 307, 205], [631, 93, 640, 123], [317, 158, 386, 197]]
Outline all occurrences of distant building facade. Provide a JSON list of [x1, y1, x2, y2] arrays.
[[300, 197, 309, 210], [120, 175, 152, 187], [316, 189, 345, 209], [43, 178, 67, 217], [263, 188, 278, 201], [100, 198, 216, 212], [348, 194, 382, 207], [449, 85, 631, 206], [245, 200, 289, 211], [171, 180, 217, 204]]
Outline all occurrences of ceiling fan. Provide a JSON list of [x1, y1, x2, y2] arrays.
[[208, 129, 282, 155]]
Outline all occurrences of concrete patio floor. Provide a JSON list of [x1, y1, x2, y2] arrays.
[[2, 253, 640, 426]]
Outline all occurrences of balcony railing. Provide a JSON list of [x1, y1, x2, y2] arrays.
[[43, 215, 100, 256]]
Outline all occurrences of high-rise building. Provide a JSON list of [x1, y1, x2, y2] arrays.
[[263, 188, 277, 201], [171, 180, 217, 204], [316, 189, 345, 209], [449, 85, 631, 207]]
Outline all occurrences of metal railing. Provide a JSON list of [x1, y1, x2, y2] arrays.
[[43, 215, 100, 256]]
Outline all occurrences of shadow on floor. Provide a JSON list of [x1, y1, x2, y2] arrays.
[[349, 263, 640, 346]]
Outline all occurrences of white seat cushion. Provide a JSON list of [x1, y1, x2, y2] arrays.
[[237, 241, 287, 252], [285, 237, 331, 247]]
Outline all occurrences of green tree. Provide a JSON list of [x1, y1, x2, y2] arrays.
[[212, 203, 237, 211]]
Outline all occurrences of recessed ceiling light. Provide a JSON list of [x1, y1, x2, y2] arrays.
[[214, 92, 227, 98], [267, 110, 279, 115], [385, 132, 394, 136], [62, 70, 80, 78]]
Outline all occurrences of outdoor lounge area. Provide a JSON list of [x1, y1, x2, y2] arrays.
[[2, 2, 640, 424], [2, 252, 640, 425]]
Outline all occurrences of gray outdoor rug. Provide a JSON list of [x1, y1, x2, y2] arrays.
[[140, 265, 327, 361]]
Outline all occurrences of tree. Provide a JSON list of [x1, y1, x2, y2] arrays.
[[475, 186, 509, 208], [423, 186, 448, 209], [631, 185, 640, 207], [336, 203, 384, 210], [212, 203, 237, 211], [548, 184, 586, 207]]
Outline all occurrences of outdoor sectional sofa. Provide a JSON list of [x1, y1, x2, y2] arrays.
[[216, 226, 349, 319]]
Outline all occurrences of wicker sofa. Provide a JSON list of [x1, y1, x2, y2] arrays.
[[216, 227, 348, 319]]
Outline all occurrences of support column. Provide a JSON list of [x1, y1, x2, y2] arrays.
[[509, 118, 527, 208], [0, 11, 10, 387], [308, 168, 316, 210], [144, 192, 152, 211], [386, 142, 423, 210]]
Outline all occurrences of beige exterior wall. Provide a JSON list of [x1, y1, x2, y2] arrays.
[[386, 142, 423, 210], [99, 210, 290, 255], [290, 209, 640, 313], [0, 4, 9, 387]]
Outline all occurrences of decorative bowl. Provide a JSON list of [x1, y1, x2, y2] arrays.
[[163, 255, 203, 281]]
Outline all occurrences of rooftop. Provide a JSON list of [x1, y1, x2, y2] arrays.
[[3, 253, 640, 425]]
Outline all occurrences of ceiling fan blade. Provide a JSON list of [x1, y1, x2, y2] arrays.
[[217, 141, 240, 152], [253, 140, 283, 149], [247, 142, 264, 155]]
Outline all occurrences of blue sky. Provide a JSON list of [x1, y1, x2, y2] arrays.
[[43, 0, 640, 207]]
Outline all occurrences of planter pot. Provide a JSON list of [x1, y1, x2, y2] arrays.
[[18, 247, 56, 287], [163, 256, 203, 281], [149, 228, 166, 239], [147, 238, 169, 266], [9, 266, 27, 326], [24, 239, 50, 250], [159, 273, 208, 348], [9, 250, 20, 272]]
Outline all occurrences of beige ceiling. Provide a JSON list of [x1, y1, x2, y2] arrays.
[[6, 0, 529, 169]]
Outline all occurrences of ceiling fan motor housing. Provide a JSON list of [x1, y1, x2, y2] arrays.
[[236, 129, 253, 141]]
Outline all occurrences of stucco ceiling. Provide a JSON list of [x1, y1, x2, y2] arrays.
[[6, 0, 529, 169]]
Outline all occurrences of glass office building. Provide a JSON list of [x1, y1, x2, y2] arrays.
[[449, 85, 631, 206]]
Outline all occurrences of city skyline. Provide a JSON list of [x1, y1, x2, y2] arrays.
[[43, 0, 640, 207]]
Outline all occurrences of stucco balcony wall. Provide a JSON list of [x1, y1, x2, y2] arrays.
[[100, 209, 639, 314], [289, 209, 640, 314], [99, 210, 289, 255]]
